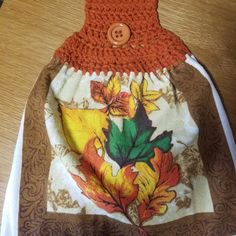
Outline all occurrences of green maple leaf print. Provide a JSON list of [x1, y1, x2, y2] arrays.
[[103, 103, 173, 168]]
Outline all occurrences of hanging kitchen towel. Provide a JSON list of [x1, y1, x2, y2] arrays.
[[1, 0, 236, 235]]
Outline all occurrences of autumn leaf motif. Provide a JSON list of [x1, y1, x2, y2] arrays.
[[135, 148, 180, 224], [131, 79, 162, 114], [104, 103, 173, 169], [91, 76, 135, 118], [60, 105, 108, 153], [71, 139, 139, 213], [64, 97, 180, 233], [71, 140, 180, 232]]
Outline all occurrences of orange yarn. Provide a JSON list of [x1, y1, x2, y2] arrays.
[[54, 0, 191, 74]]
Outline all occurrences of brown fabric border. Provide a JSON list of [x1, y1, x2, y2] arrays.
[[19, 60, 236, 236]]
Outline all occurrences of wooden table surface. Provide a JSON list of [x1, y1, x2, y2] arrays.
[[0, 0, 236, 222]]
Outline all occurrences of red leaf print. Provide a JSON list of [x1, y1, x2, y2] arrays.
[[108, 92, 133, 117], [71, 139, 139, 213], [136, 148, 180, 224], [90, 81, 108, 104], [90, 77, 135, 117]]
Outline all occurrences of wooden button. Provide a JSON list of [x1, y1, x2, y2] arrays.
[[107, 23, 131, 46]]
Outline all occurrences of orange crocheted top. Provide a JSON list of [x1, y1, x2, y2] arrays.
[[54, 0, 191, 74]]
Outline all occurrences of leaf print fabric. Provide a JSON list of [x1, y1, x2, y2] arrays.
[[72, 139, 180, 228], [135, 148, 180, 224], [71, 139, 139, 214], [61, 106, 108, 153], [57, 76, 183, 230], [90, 76, 135, 117], [104, 103, 173, 168], [60, 76, 182, 231], [45, 68, 214, 232], [131, 79, 162, 113]]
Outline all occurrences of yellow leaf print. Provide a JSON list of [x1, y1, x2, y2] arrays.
[[135, 162, 157, 203], [106, 76, 121, 100], [130, 80, 141, 100], [134, 148, 180, 223], [131, 79, 162, 113], [60, 106, 108, 153]]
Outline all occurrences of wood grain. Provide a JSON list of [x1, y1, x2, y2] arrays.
[[0, 0, 235, 222]]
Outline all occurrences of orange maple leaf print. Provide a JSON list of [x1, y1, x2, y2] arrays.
[[91, 76, 135, 118], [71, 139, 139, 213], [135, 148, 180, 224]]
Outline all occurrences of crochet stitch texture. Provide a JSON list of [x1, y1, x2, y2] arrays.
[[54, 0, 191, 74]]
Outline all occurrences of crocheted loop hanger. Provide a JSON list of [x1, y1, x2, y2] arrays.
[[54, 0, 191, 74]]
